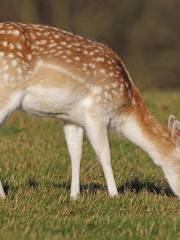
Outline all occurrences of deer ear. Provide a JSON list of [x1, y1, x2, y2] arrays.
[[171, 119, 180, 147], [168, 115, 177, 130]]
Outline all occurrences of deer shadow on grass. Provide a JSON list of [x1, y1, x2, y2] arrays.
[[117, 178, 174, 197], [2, 181, 11, 195], [50, 178, 174, 197], [1, 178, 38, 195], [2, 177, 174, 198], [49, 178, 174, 197], [48, 177, 174, 197], [1, 179, 104, 195]]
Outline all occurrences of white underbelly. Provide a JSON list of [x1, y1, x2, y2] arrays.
[[21, 86, 79, 119], [21, 85, 106, 126]]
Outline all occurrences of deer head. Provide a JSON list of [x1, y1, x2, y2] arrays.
[[161, 115, 180, 198]]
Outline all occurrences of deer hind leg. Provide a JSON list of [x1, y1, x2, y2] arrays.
[[64, 122, 84, 199], [84, 114, 118, 197], [0, 90, 24, 199]]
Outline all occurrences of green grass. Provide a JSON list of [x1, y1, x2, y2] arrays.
[[0, 90, 179, 240]]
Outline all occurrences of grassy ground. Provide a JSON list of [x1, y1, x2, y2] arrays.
[[0, 90, 179, 240]]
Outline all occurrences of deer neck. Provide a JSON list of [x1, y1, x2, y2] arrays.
[[115, 103, 175, 167]]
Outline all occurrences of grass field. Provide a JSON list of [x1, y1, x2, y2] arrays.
[[0, 90, 179, 240]]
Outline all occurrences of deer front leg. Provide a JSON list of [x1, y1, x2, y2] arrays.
[[64, 123, 84, 199], [85, 115, 118, 197]]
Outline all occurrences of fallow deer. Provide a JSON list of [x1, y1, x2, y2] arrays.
[[0, 22, 179, 199]]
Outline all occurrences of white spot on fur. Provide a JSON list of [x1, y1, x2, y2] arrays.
[[9, 43, 14, 50], [17, 52, 23, 58], [75, 56, 80, 61], [12, 30, 20, 36], [8, 53, 14, 59], [11, 59, 18, 67], [15, 43, 22, 50], [27, 54, 32, 61], [109, 72, 114, 77], [0, 30, 5, 34], [2, 41, 7, 47], [99, 69, 106, 74], [0, 52, 4, 57], [61, 41, 67, 46], [105, 84, 111, 90], [83, 50, 88, 55], [96, 57, 104, 62], [3, 73, 9, 82], [89, 63, 96, 69], [89, 51, 94, 56]]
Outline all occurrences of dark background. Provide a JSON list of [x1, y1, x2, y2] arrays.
[[0, 0, 180, 90]]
